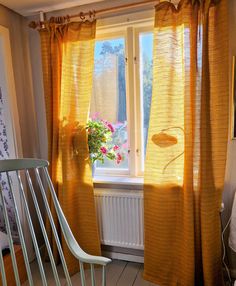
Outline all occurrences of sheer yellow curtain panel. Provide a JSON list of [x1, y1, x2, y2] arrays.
[[40, 21, 101, 275], [144, 0, 229, 285]]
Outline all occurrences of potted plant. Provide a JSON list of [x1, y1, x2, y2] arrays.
[[86, 117, 124, 176]]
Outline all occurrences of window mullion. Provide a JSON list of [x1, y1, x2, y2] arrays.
[[134, 29, 143, 176], [125, 27, 137, 177]]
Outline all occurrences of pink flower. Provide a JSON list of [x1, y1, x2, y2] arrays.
[[100, 147, 107, 154], [101, 120, 115, 133], [113, 145, 119, 151], [101, 119, 107, 125], [122, 142, 128, 149], [91, 112, 100, 120], [116, 153, 122, 164], [107, 123, 114, 133]]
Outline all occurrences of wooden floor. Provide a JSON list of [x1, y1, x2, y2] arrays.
[[23, 260, 158, 285]]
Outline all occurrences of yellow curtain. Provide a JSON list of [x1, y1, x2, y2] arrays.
[[40, 21, 101, 275], [144, 0, 228, 285]]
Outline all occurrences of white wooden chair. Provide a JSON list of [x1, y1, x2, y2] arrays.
[[0, 159, 111, 285]]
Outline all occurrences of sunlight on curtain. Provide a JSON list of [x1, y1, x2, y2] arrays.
[[40, 21, 101, 274], [90, 53, 118, 123], [145, 21, 185, 186], [144, 0, 229, 285]]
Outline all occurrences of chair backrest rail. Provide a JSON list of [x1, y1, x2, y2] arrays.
[[34, 168, 72, 286], [0, 246, 7, 285], [25, 170, 60, 285], [0, 159, 48, 172], [102, 266, 106, 286], [16, 171, 48, 286], [79, 261, 86, 286], [0, 186, 21, 285], [6, 172, 34, 286], [91, 264, 96, 286], [43, 168, 93, 263], [0, 159, 111, 286]]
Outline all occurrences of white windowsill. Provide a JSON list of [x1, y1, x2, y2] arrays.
[[93, 176, 144, 190]]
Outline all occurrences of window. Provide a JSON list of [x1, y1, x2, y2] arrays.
[[90, 20, 154, 178], [91, 38, 129, 171]]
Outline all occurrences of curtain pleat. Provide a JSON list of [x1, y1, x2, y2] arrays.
[[40, 21, 101, 275], [144, 0, 228, 285]]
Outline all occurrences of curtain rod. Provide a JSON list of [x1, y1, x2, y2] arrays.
[[29, 0, 161, 29]]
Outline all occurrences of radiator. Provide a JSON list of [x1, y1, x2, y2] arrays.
[[94, 189, 144, 250]]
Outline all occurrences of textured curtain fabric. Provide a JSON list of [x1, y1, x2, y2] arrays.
[[144, 0, 228, 285], [39, 21, 101, 275], [90, 54, 118, 123]]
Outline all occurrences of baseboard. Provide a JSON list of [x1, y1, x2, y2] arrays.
[[102, 245, 144, 263], [102, 250, 144, 263]]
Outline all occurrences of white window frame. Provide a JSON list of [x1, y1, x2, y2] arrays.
[[94, 13, 154, 179], [134, 26, 154, 176]]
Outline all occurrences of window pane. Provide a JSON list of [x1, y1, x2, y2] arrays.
[[139, 33, 153, 168], [90, 38, 128, 170]]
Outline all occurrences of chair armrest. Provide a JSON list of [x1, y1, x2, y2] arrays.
[[48, 178, 111, 266], [72, 245, 111, 266], [62, 230, 111, 266]]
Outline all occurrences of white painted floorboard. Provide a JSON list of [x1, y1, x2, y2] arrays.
[[23, 260, 158, 285]]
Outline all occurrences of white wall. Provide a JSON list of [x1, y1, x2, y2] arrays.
[[0, 4, 43, 245], [28, 26, 47, 160], [0, 4, 40, 158]]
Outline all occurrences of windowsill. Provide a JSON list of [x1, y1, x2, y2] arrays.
[[93, 176, 144, 190]]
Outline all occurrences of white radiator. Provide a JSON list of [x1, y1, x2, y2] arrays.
[[94, 189, 144, 250]]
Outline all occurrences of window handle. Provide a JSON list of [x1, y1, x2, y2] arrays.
[[127, 149, 140, 155]]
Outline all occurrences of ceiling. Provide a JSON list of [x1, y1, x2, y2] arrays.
[[1, 0, 105, 16]]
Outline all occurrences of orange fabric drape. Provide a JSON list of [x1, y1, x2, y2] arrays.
[[40, 21, 101, 274], [144, 0, 229, 285]]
